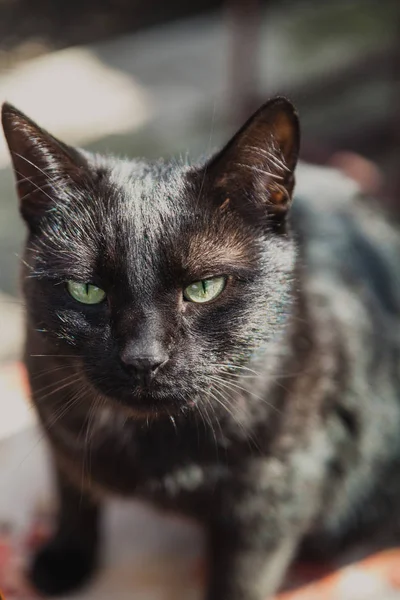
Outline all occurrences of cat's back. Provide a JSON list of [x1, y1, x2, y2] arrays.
[[293, 164, 400, 541]]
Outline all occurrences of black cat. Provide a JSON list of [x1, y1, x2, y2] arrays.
[[3, 97, 400, 599]]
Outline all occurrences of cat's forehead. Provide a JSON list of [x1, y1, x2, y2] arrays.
[[92, 158, 257, 279], [108, 158, 187, 199], [107, 158, 191, 227], [36, 157, 259, 286], [101, 158, 234, 238]]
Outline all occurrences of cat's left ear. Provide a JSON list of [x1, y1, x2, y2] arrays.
[[205, 97, 300, 221], [1, 103, 88, 229]]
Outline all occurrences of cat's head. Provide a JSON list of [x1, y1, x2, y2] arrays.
[[2, 98, 299, 417]]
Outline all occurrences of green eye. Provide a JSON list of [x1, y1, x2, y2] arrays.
[[183, 276, 226, 304], [66, 281, 106, 304]]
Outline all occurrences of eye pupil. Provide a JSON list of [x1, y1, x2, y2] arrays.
[[183, 276, 226, 304], [67, 281, 106, 305]]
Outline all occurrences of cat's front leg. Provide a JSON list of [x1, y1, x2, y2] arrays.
[[207, 526, 299, 600], [28, 463, 101, 596], [205, 456, 324, 600]]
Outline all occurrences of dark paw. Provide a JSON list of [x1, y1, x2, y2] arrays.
[[28, 536, 97, 596]]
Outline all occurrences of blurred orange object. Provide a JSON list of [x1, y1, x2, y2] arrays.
[[276, 549, 400, 600]]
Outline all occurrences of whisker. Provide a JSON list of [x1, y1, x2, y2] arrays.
[[7, 378, 87, 480], [34, 376, 81, 403], [215, 372, 259, 379], [243, 145, 290, 173], [209, 384, 261, 453], [208, 375, 282, 414], [31, 364, 79, 381], [19, 180, 57, 202], [81, 392, 102, 493], [211, 364, 262, 377], [31, 372, 78, 397], [202, 400, 219, 461], [169, 414, 178, 435], [30, 354, 84, 358], [205, 390, 226, 456], [233, 162, 284, 181], [14, 167, 55, 203], [13, 153, 60, 186], [196, 99, 216, 209]]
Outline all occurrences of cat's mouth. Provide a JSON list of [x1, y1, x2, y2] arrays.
[[83, 364, 203, 418]]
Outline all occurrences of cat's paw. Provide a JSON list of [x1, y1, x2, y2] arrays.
[[28, 536, 97, 596]]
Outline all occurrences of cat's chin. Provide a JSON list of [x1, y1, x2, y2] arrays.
[[121, 404, 194, 420], [118, 399, 197, 420], [95, 388, 198, 419]]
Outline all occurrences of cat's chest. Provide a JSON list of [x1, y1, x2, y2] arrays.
[[49, 406, 234, 504], [137, 460, 232, 515]]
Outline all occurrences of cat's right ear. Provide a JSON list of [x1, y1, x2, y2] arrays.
[[1, 103, 88, 230], [202, 97, 300, 227]]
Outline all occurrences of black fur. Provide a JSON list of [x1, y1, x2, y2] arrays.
[[3, 98, 400, 599]]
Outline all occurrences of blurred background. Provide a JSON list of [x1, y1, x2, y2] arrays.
[[0, 0, 399, 366]]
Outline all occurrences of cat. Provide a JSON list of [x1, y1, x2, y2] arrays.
[[3, 96, 400, 600]]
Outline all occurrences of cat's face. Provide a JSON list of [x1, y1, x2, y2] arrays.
[[2, 98, 299, 416]]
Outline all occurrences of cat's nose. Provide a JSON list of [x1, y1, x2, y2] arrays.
[[123, 355, 165, 373], [120, 342, 168, 379]]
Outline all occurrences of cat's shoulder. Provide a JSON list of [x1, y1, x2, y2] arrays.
[[293, 162, 400, 317]]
